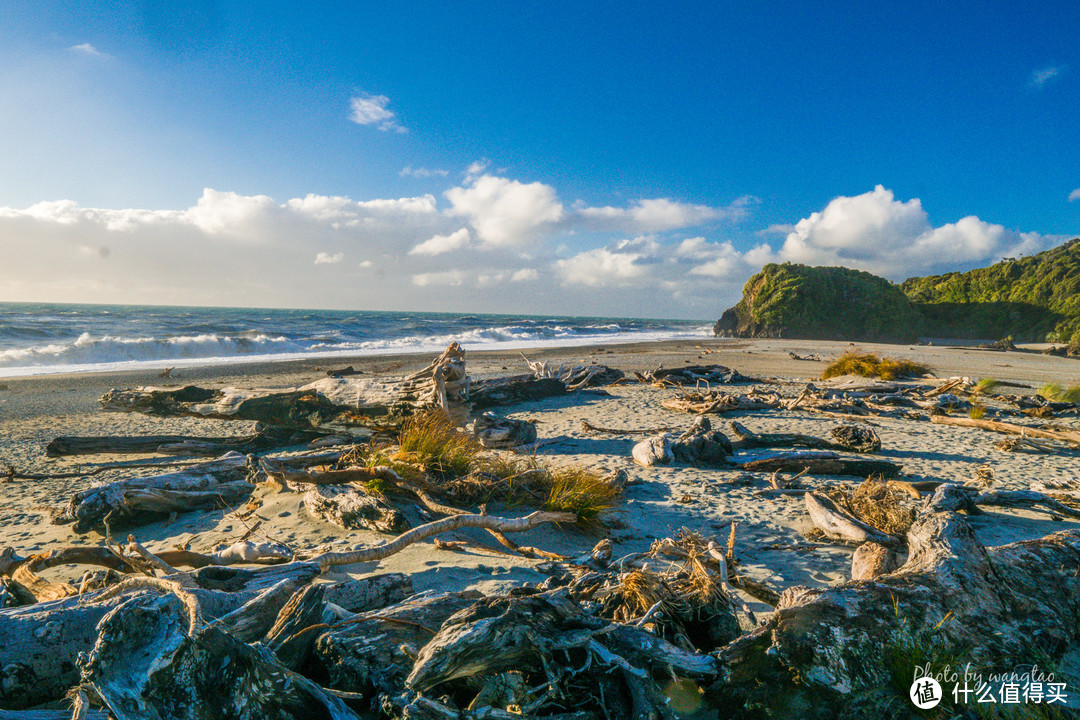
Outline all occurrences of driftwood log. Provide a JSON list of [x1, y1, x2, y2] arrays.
[[735, 451, 901, 478], [729, 421, 881, 453], [710, 512, 1080, 717], [53, 452, 253, 533], [45, 426, 307, 457], [472, 411, 537, 448], [804, 491, 901, 546], [662, 390, 781, 415], [304, 485, 409, 532], [930, 414, 1080, 444]]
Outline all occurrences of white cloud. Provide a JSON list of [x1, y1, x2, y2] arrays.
[[1070, 188, 1080, 202], [753, 185, 1054, 279], [184, 188, 278, 237], [69, 43, 107, 58], [401, 166, 449, 178], [1030, 65, 1065, 88], [412, 270, 466, 286], [349, 94, 406, 133], [578, 196, 753, 233], [511, 268, 538, 282], [409, 228, 471, 256], [445, 174, 564, 247], [314, 252, 344, 264]]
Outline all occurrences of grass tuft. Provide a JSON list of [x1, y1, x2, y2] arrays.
[[396, 409, 483, 477], [822, 350, 932, 381], [973, 378, 1001, 395], [969, 403, 987, 420], [1038, 382, 1080, 403], [543, 465, 623, 523]]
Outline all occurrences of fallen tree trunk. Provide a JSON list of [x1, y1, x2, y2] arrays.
[[662, 390, 781, 415], [53, 452, 253, 533], [45, 427, 307, 457], [930, 414, 1080, 444], [709, 512, 1080, 718], [735, 451, 901, 478], [729, 421, 881, 453]]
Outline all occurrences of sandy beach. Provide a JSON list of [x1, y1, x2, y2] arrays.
[[2, 336, 1079, 603]]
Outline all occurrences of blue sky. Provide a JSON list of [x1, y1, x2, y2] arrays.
[[0, 1, 1077, 318]]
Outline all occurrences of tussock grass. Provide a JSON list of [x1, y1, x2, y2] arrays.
[[339, 410, 621, 525], [822, 350, 932, 381], [969, 403, 987, 420], [1038, 382, 1080, 403], [397, 409, 483, 476], [973, 378, 1001, 395]]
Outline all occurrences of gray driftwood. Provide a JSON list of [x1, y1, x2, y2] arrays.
[[710, 513, 1080, 717], [81, 592, 361, 720], [737, 451, 901, 478], [472, 411, 537, 448], [729, 421, 880, 453], [304, 485, 409, 533], [850, 541, 900, 580], [54, 452, 253, 533], [804, 491, 900, 546]]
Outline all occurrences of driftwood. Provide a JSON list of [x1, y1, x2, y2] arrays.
[[304, 485, 409, 532], [519, 353, 624, 390], [311, 510, 576, 570], [0, 562, 320, 709], [736, 451, 901, 478], [729, 421, 880, 453], [82, 592, 361, 720], [710, 513, 1080, 717], [804, 492, 900, 546], [53, 452, 253, 533], [45, 426, 306, 457], [468, 375, 566, 409], [405, 589, 719, 719], [850, 541, 900, 580], [662, 389, 781, 415], [472, 411, 537, 448], [315, 590, 484, 695], [631, 435, 673, 467], [100, 343, 470, 433], [636, 364, 750, 386], [930, 413, 1080, 444]]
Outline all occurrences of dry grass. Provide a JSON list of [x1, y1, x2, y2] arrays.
[[969, 402, 987, 420], [339, 410, 622, 525], [1038, 382, 1080, 403], [827, 478, 916, 536], [821, 350, 931, 381]]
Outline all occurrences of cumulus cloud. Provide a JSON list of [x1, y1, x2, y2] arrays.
[[1030, 65, 1065, 88], [1070, 188, 1080, 202], [511, 268, 538, 282], [445, 174, 564, 246], [314, 252, 344, 264], [752, 185, 1053, 279], [409, 228, 471, 256], [349, 93, 406, 133]]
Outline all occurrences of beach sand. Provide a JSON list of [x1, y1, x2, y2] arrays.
[[2, 337, 1079, 613]]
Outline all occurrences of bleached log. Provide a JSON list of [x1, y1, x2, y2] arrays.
[[930, 414, 1080, 444], [729, 421, 881, 453], [472, 411, 537, 448], [54, 452, 253, 533], [737, 452, 901, 478], [304, 485, 409, 533], [45, 427, 303, 457]]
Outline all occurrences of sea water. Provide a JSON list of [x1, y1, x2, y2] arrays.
[[0, 302, 710, 377]]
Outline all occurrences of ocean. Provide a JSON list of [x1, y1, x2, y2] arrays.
[[0, 302, 711, 378]]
